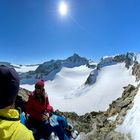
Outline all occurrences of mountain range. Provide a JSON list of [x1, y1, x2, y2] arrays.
[[1, 52, 140, 140]]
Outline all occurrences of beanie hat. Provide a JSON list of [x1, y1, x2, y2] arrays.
[[0, 65, 19, 109], [35, 79, 45, 89]]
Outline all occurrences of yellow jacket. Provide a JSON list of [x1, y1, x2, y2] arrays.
[[0, 109, 34, 140]]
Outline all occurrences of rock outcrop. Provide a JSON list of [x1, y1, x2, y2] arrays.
[[132, 62, 140, 81], [55, 84, 138, 140], [18, 84, 138, 140]]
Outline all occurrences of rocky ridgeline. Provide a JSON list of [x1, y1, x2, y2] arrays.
[[97, 52, 135, 70], [18, 84, 138, 140], [18, 52, 136, 85], [85, 52, 136, 85], [55, 84, 138, 140], [19, 53, 89, 84], [132, 62, 140, 81], [0, 52, 137, 85]]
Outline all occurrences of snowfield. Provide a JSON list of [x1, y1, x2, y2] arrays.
[[21, 63, 136, 115]]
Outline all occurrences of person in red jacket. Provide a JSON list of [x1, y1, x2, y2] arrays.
[[26, 79, 52, 140]]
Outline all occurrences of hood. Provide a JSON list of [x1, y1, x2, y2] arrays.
[[0, 109, 20, 139]]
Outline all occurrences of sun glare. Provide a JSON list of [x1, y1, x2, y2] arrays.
[[58, 1, 68, 16]]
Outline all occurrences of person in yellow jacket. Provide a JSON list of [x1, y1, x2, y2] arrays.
[[0, 65, 34, 140]]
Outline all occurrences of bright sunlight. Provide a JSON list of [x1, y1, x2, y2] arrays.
[[58, 1, 68, 16]]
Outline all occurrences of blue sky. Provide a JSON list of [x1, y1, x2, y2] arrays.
[[0, 0, 140, 64]]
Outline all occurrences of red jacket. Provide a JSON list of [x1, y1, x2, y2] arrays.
[[26, 92, 52, 121]]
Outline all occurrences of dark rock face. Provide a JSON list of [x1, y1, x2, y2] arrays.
[[132, 62, 140, 81], [64, 53, 89, 67], [85, 69, 98, 85], [125, 52, 135, 69], [97, 56, 117, 70], [35, 60, 62, 74], [113, 54, 126, 62]]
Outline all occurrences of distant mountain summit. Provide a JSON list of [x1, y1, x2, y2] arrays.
[[0, 52, 139, 85], [19, 53, 90, 84], [16, 52, 140, 140], [85, 52, 137, 85], [97, 52, 135, 69], [63, 53, 89, 67], [36, 53, 89, 73]]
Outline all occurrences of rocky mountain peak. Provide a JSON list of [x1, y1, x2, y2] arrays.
[[97, 52, 136, 70], [35, 60, 61, 74], [84, 52, 136, 86], [64, 53, 89, 67], [19, 54, 90, 84]]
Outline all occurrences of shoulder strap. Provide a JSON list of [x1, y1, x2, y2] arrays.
[[0, 116, 20, 121]]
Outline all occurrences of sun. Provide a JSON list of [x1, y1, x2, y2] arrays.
[[58, 1, 68, 16]]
